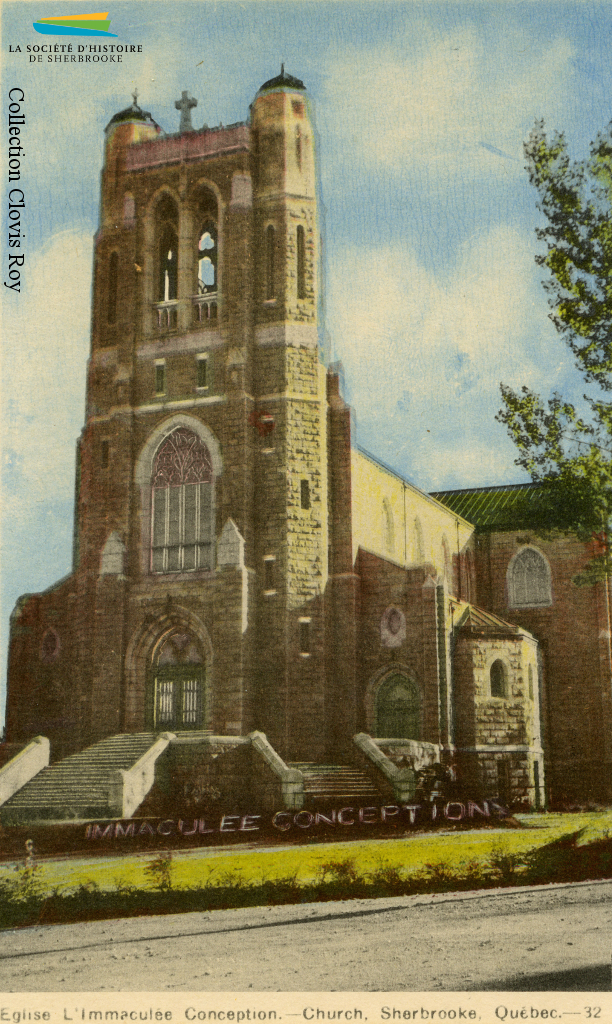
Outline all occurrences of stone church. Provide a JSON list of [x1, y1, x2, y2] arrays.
[[2, 70, 610, 824]]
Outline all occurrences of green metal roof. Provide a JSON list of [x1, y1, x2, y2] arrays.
[[431, 482, 552, 532]]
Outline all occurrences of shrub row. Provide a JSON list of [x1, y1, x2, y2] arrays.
[[1, 830, 610, 931]]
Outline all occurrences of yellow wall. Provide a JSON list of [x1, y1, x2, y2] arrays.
[[350, 448, 475, 578]]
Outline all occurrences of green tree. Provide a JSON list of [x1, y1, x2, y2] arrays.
[[498, 119, 612, 582]]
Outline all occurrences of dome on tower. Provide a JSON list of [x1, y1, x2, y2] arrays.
[[258, 65, 305, 93], [105, 93, 160, 132]]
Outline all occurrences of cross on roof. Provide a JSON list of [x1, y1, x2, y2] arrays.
[[175, 90, 197, 133], [131, 87, 139, 108]]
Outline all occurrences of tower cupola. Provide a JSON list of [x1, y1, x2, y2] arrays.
[[257, 64, 306, 94], [104, 90, 161, 160], [251, 66, 315, 203]]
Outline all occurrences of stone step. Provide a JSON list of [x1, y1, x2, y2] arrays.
[[2, 733, 160, 819], [288, 762, 381, 800]]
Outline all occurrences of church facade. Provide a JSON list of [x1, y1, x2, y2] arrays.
[[4, 71, 611, 817]]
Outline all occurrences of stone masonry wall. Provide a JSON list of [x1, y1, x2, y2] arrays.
[[453, 632, 543, 807], [476, 530, 612, 803], [356, 553, 441, 745]]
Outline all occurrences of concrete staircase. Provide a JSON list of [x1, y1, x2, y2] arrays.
[[288, 762, 382, 805], [0, 733, 158, 824]]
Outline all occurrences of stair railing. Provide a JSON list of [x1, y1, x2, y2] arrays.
[[0, 736, 50, 807], [248, 731, 304, 810], [108, 733, 176, 819], [353, 733, 437, 803]]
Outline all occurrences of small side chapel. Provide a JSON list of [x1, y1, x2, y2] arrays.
[[3, 71, 610, 823]]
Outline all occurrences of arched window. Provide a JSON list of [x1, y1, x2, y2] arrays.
[[508, 547, 552, 608], [376, 674, 420, 739], [528, 664, 534, 701], [490, 659, 507, 698], [159, 229, 178, 301], [107, 251, 118, 325], [40, 628, 60, 664], [297, 224, 306, 299], [265, 224, 275, 300], [295, 126, 302, 171], [155, 196, 179, 303], [197, 223, 217, 293], [149, 631, 206, 731], [383, 498, 395, 555], [151, 427, 214, 573], [193, 189, 219, 323]]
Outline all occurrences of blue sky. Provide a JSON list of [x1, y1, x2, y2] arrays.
[[2, 0, 612, 720]]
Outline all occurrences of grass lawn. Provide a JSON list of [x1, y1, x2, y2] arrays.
[[3, 810, 611, 898]]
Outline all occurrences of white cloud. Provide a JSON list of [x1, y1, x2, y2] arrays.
[[2, 230, 91, 506], [327, 225, 575, 489], [321, 25, 576, 181]]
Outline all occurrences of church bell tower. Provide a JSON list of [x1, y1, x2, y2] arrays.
[[6, 69, 339, 764], [250, 68, 329, 758]]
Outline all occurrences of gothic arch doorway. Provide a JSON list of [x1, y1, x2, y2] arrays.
[[375, 673, 420, 739], [147, 631, 207, 731]]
